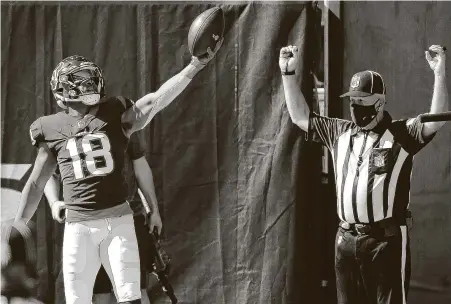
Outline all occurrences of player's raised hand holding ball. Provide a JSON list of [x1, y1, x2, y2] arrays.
[[188, 7, 225, 67]]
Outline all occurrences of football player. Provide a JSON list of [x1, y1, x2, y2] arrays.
[[44, 131, 157, 304], [14, 39, 222, 304]]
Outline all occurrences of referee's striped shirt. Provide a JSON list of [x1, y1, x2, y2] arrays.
[[309, 112, 435, 224]]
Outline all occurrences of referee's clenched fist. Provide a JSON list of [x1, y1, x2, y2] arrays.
[[279, 45, 298, 75]]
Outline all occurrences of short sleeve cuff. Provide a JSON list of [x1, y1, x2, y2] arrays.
[[29, 118, 44, 147], [409, 114, 437, 144]]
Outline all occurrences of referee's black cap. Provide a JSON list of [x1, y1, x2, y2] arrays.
[[340, 70, 386, 98]]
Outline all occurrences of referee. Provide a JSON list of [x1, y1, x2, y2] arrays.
[[279, 44, 448, 304]]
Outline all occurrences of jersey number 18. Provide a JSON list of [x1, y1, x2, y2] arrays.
[[66, 133, 114, 180]]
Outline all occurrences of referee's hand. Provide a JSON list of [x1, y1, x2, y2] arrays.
[[425, 44, 446, 77], [279, 45, 298, 74]]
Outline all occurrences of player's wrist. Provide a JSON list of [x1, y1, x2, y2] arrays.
[[50, 200, 62, 208], [189, 57, 206, 74], [150, 203, 161, 215]]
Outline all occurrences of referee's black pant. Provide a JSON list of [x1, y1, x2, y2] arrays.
[[335, 224, 410, 304]]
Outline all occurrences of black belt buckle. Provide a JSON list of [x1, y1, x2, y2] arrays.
[[340, 221, 371, 234], [354, 224, 371, 234], [340, 221, 351, 230], [341, 218, 402, 236]]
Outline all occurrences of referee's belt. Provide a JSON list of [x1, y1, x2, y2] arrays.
[[339, 210, 412, 236]]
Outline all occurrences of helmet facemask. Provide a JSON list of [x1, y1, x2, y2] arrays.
[[51, 56, 105, 109]]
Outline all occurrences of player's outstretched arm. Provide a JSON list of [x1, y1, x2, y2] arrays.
[[133, 156, 162, 235], [14, 143, 57, 223], [121, 38, 223, 137], [280, 45, 310, 132]]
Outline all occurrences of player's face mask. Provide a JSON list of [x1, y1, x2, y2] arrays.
[[350, 96, 386, 130], [63, 69, 102, 106]]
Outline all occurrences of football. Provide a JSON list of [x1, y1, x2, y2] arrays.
[[188, 7, 225, 57]]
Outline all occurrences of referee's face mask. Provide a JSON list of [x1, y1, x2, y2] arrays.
[[340, 70, 387, 130], [349, 96, 386, 130]]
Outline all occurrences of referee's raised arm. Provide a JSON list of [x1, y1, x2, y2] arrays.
[[280, 45, 310, 132]]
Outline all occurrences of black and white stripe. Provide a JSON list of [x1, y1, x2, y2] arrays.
[[333, 129, 412, 224]]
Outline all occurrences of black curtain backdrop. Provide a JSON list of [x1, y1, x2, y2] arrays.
[[1, 2, 323, 303]]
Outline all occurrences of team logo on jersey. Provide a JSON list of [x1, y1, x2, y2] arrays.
[[350, 75, 360, 89], [373, 154, 385, 168]]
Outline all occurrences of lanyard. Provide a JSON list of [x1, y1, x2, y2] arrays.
[[350, 131, 383, 177]]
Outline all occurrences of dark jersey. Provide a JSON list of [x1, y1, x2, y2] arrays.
[[29, 96, 136, 213]]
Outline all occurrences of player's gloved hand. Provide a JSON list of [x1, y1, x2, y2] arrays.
[[279, 45, 298, 75], [143, 209, 163, 236], [50, 201, 66, 223], [425, 44, 446, 77], [191, 37, 224, 68]]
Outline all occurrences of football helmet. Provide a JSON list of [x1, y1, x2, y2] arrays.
[[50, 55, 105, 109]]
